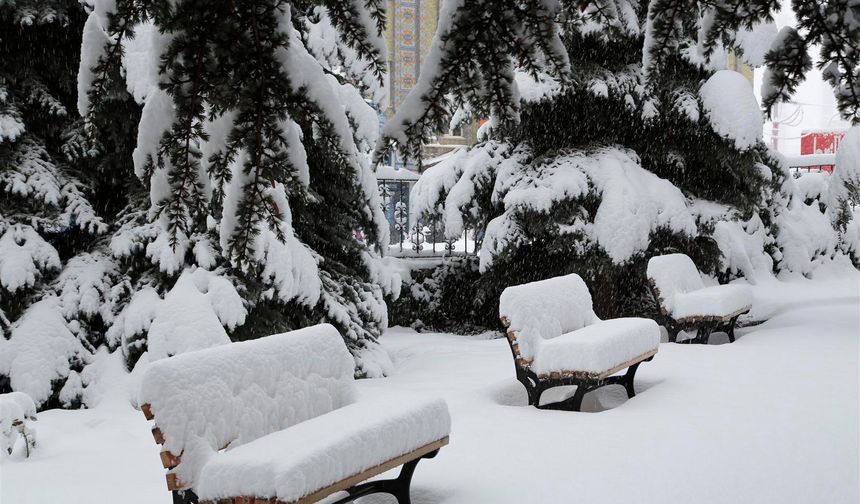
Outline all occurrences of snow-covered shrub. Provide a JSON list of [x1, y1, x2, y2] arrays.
[[0, 392, 37, 457], [388, 257, 484, 334]]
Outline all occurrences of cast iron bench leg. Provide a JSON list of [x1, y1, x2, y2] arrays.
[[172, 490, 198, 504], [726, 314, 740, 342], [337, 450, 440, 504], [695, 324, 714, 344], [624, 363, 640, 398]]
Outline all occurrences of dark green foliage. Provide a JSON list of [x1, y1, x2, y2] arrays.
[[388, 257, 486, 333]]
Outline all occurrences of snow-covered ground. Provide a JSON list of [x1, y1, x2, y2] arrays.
[[2, 275, 858, 503]]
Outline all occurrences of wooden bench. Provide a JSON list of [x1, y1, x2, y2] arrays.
[[499, 274, 660, 411], [138, 324, 450, 504], [647, 253, 752, 344]]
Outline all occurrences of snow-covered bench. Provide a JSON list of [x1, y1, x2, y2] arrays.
[[1, 392, 37, 457], [139, 324, 450, 504], [647, 253, 752, 344], [499, 274, 660, 411]]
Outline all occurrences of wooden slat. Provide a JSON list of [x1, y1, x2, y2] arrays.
[[166, 472, 183, 491], [597, 348, 658, 380], [151, 427, 165, 445], [160, 450, 181, 469], [141, 403, 154, 420], [288, 436, 449, 504]]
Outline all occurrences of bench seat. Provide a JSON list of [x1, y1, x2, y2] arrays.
[[533, 318, 660, 377], [672, 284, 752, 322], [197, 396, 450, 504]]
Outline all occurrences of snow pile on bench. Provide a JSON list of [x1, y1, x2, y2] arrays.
[[1, 392, 37, 457], [500, 274, 659, 375], [138, 324, 356, 489], [534, 318, 660, 375], [197, 395, 451, 503], [647, 254, 752, 320]]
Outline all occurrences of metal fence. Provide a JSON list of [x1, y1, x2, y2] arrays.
[[377, 177, 480, 257]]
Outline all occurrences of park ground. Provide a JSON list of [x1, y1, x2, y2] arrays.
[[2, 271, 858, 503]]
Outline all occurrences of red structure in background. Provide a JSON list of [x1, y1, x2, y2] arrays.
[[798, 130, 846, 172]]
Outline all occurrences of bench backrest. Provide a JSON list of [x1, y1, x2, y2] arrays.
[[139, 324, 356, 492], [499, 274, 597, 365], [646, 253, 705, 314]]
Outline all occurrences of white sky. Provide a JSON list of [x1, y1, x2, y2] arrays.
[[752, 7, 852, 155]]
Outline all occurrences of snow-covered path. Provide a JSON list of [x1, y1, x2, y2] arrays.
[[2, 278, 858, 503]]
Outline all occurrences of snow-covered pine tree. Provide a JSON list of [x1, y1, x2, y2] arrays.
[[382, 0, 855, 327], [79, 0, 395, 376], [0, 0, 119, 408]]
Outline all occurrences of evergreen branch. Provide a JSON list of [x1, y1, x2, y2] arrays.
[[320, 0, 387, 84], [642, 0, 695, 79]]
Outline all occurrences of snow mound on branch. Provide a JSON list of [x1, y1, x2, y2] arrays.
[[411, 147, 470, 219], [796, 172, 830, 202], [106, 287, 160, 351], [55, 251, 119, 323], [0, 224, 60, 293], [699, 70, 762, 150], [138, 324, 357, 489], [446, 142, 523, 238], [0, 297, 87, 406], [515, 71, 562, 103], [122, 22, 166, 104], [411, 141, 531, 240], [146, 268, 245, 361], [734, 21, 778, 67], [76, 5, 110, 116], [482, 147, 696, 270], [132, 88, 174, 180], [711, 213, 774, 281]]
